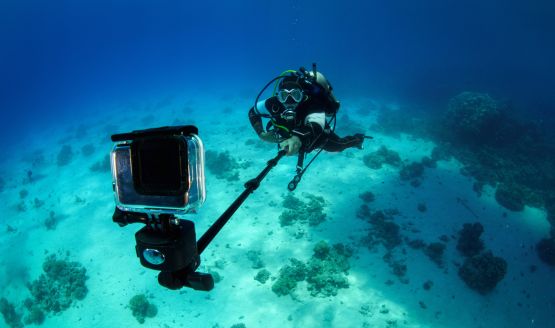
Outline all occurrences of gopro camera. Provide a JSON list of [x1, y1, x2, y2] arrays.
[[110, 126, 213, 291], [111, 125, 205, 214], [109, 125, 287, 291]]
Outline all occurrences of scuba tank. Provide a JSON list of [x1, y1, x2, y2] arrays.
[[297, 63, 340, 115]]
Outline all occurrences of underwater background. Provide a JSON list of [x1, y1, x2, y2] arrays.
[[1, 0, 555, 327]]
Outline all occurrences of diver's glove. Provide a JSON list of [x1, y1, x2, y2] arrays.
[[280, 136, 302, 156], [259, 131, 281, 143]]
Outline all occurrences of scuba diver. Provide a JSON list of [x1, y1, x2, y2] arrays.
[[248, 65, 367, 155], [248, 64, 371, 191]]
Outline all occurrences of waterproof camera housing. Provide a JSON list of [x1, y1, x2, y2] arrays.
[[111, 126, 206, 214], [110, 126, 213, 291], [110, 125, 286, 291]]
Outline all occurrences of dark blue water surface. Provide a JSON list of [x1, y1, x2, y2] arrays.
[[1, 0, 554, 143]]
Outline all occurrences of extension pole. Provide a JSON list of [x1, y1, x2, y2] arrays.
[[196, 150, 286, 254]]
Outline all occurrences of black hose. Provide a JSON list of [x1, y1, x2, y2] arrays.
[[253, 75, 291, 117]]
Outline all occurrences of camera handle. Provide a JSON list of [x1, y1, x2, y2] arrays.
[[197, 149, 287, 254]]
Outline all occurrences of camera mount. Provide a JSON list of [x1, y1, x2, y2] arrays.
[[111, 125, 286, 291]]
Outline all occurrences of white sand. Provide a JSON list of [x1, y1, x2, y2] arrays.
[[0, 94, 553, 328]]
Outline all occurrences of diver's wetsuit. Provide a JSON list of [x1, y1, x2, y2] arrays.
[[248, 96, 362, 153]]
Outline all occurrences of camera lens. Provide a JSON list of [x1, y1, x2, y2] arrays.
[[143, 248, 166, 265]]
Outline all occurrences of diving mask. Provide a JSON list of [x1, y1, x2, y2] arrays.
[[277, 88, 304, 103]]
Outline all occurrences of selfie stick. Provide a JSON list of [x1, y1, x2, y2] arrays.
[[197, 149, 286, 254]]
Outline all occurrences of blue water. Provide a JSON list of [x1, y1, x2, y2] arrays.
[[1, 1, 555, 327], [2, 0, 554, 142]]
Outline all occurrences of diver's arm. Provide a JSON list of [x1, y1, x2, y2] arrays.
[[249, 102, 281, 143], [291, 112, 326, 150], [248, 107, 264, 136]]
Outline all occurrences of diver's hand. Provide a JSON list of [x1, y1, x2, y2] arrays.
[[259, 131, 280, 143], [280, 136, 302, 156]]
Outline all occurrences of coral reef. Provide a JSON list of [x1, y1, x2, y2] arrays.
[[24, 169, 45, 184], [271, 259, 306, 296], [365, 92, 555, 273], [204, 150, 242, 181], [279, 193, 326, 227], [455, 223, 508, 294], [34, 198, 45, 209], [22, 300, 45, 325], [454, 145, 550, 207], [271, 241, 352, 297], [44, 211, 58, 230], [362, 146, 401, 169], [254, 269, 271, 284], [15, 200, 27, 212], [383, 251, 408, 282], [358, 191, 375, 203], [399, 162, 424, 181], [434, 92, 555, 234], [89, 155, 111, 173], [27, 254, 88, 314], [357, 206, 401, 250], [400, 155, 440, 186], [230, 324, 246, 328], [19, 189, 28, 199], [444, 92, 502, 144], [458, 251, 508, 294], [0, 298, 23, 328], [57, 145, 74, 166], [282, 194, 304, 210], [424, 242, 446, 267], [407, 239, 426, 250], [406, 237, 448, 270], [417, 203, 427, 212], [129, 294, 158, 324], [278, 210, 296, 226], [495, 183, 525, 211], [305, 242, 352, 297], [246, 250, 265, 269], [456, 223, 485, 257], [536, 237, 555, 266]]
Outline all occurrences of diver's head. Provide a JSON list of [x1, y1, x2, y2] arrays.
[[277, 77, 304, 120]]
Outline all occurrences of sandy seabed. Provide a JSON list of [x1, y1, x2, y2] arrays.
[[1, 93, 553, 328]]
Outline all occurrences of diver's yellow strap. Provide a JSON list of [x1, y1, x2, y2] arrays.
[[271, 120, 290, 133]]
